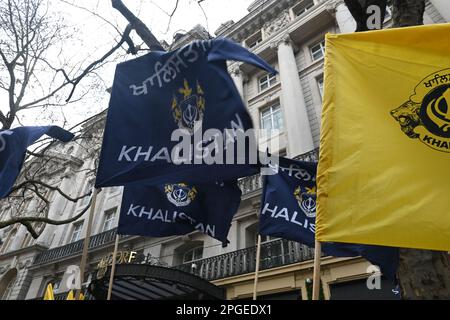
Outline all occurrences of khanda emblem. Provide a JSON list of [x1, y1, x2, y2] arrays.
[[294, 185, 317, 218], [391, 69, 450, 152], [424, 87, 450, 135], [165, 183, 198, 207], [171, 79, 205, 134]]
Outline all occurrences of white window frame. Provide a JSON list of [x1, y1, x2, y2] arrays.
[[70, 221, 84, 243], [310, 40, 325, 61], [248, 37, 262, 49], [258, 73, 277, 92], [260, 103, 284, 135], [246, 30, 263, 49], [317, 77, 324, 99], [182, 246, 203, 264], [294, 0, 315, 17], [102, 208, 117, 232]]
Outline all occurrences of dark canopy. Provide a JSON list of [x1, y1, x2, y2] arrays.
[[88, 264, 225, 300]]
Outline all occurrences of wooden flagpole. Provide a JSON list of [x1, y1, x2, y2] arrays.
[[107, 234, 120, 300], [312, 239, 322, 300], [252, 234, 262, 300], [75, 188, 98, 300]]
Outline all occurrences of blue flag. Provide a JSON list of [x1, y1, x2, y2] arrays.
[[0, 126, 74, 198], [259, 157, 399, 280], [95, 38, 277, 188], [118, 180, 242, 244]]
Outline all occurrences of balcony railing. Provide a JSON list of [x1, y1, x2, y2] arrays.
[[238, 149, 319, 195], [33, 228, 118, 266], [173, 239, 315, 281]]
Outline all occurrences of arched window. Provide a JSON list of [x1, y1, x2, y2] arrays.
[[0, 269, 18, 300]]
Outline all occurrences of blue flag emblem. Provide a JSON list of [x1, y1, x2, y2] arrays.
[[165, 183, 197, 207], [260, 157, 399, 280], [95, 38, 277, 188], [0, 126, 74, 198], [118, 180, 242, 244]]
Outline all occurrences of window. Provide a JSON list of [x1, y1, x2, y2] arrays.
[[102, 208, 117, 232], [248, 37, 262, 49], [310, 40, 325, 61], [1, 274, 16, 300], [0, 229, 16, 254], [258, 73, 277, 91], [182, 246, 203, 264], [317, 77, 324, 99], [80, 180, 94, 206], [293, 0, 315, 17], [70, 221, 84, 243], [260, 104, 284, 135], [246, 31, 262, 49]]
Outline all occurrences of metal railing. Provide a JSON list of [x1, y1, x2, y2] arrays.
[[33, 228, 118, 266], [238, 149, 319, 195], [173, 239, 315, 281]]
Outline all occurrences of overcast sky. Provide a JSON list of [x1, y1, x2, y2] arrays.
[[2, 0, 255, 129]]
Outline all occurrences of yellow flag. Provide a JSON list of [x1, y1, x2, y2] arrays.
[[317, 23, 450, 251], [66, 290, 75, 300], [43, 283, 55, 300], [79, 293, 85, 300]]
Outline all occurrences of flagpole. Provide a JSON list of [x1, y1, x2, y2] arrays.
[[107, 234, 120, 300], [75, 188, 98, 300], [312, 239, 322, 300], [252, 234, 262, 300]]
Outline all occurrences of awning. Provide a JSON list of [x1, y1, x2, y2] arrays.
[[88, 264, 225, 300]]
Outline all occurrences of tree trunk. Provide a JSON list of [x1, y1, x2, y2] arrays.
[[345, 0, 450, 299], [391, 0, 450, 299], [392, 0, 425, 27], [398, 249, 450, 299]]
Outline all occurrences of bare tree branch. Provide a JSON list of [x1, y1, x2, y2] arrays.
[[0, 197, 93, 239], [111, 0, 164, 51]]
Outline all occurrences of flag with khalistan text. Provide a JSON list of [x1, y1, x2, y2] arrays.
[[118, 180, 241, 245], [0, 126, 74, 198], [260, 157, 399, 280], [316, 23, 450, 251], [95, 38, 276, 188]]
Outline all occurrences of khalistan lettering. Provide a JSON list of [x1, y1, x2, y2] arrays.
[[126, 204, 216, 238], [261, 202, 315, 233]]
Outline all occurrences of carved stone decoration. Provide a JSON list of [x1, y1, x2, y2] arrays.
[[229, 64, 248, 83], [263, 9, 292, 37], [230, 65, 242, 77], [17, 260, 31, 270], [0, 265, 10, 275], [270, 33, 297, 52]]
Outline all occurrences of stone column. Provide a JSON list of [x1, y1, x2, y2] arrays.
[[334, 0, 356, 34], [273, 34, 314, 157], [230, 65, 245, 100], [429, 0, 450, 22]]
